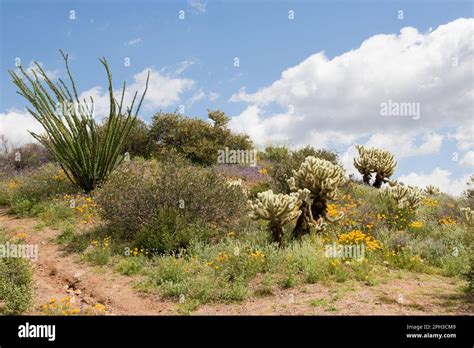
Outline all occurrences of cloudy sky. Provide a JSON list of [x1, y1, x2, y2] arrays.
[[0, 0, 472, 195]]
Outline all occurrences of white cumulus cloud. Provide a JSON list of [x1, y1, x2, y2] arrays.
[[460, 151, 474, 168], [230, 18, 474, 152]]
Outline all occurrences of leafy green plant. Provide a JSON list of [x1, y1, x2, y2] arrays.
[[6, 163, 76, 216], [134, 208, 214, 253], [115, 256, 146, 276], [0, 258, 33, 314], [150, 110, 252, 166], [9, 50, 149, 192], [95, 158, 247, 242]]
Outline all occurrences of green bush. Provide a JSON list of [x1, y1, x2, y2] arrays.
[[5, 163, 77, 216], [94, 160, 158, 235], [149, 110, 253, 166], [95, 158, 248, 246], [248, 181, 272, 199], [0, 141, 52, 175], [115, 256, 146, 276], [0, 258, 33, 314], [134, 208, 215, 253], [83, 247, 111, 266]]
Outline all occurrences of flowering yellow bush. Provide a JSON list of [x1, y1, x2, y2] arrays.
[[63, 194, 98, 224], [8, 180, 18, 190], [423, 198, 439, 208], [250, 250, 265, 262], [438, 217, 456, 226], [41, 296, 80, 316], [40, 296, 107, 315], [326, 204, 340, 219], [338, 230, 382, 251], [52, 170, 67, 182], [91, 236, 110, 249], [409, 221, 424, 228], [15, 232, 28, 240], [129, 247, 146, 257], [206, 251, 230, 270]]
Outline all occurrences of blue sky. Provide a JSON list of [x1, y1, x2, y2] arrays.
[[0, 0, 473, 194]]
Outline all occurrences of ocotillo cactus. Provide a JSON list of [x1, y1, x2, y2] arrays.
[[380, 184, 422, 210], [287, 156, 345, 237], [248, 190, 304, 245], [353, 145, 397, 188], [424, 185, 441, 195]]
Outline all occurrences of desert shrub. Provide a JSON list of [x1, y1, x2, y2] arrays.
[[0, 257, 33, 314], [54, 224, 76, 244], [95, 158, 247, 250], [95, 160, 158, 235], [248, 181, 272, 199], [440, 253, 470, 277], [259, 146, 290, 163], [0, 181, 9, 206], [381, 246, 431, 273], [6, 163, 77, 216], [281, 235, 329, 284], [464, 175, 474, 209], [150, 110, 253, 166], [423, 194, 464, 223], [83, 236, 111, 266], [154, 158, 247, 224], [372, 190, 417, 230], [115, 256, 146, 276], [134, 208, 215, 253], [36, 201, 76, 228], [0, 140, 52, 175]]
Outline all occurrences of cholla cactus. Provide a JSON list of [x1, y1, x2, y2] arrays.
[[380, 184, 422, 209], [424, 185, 440, 195], [287, 156, 345, 237], [248, 190, 303, 244], [228, 178, 242, 187], [387, 179, 399, 187], [227, 178, 249, 197], [288, 156, 345, 200], [460, 207, 473, 226], [353, 145, 397, 188]]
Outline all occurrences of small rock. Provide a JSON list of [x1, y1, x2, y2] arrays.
[[83, 296, 94, 304], [74, 289, 82, 295], [73, 272, 82, 282]]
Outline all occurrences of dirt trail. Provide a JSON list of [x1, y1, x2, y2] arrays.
[[0, 208, 471, 316], [0, 208, 176, 315]]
